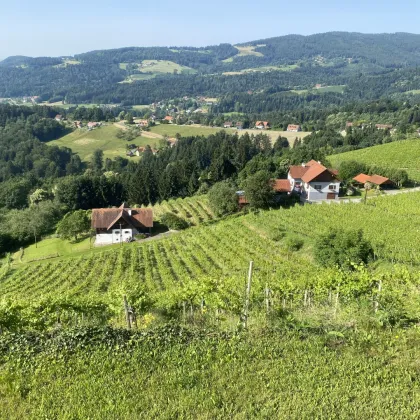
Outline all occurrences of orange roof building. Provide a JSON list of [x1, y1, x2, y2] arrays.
[[288, 160, 340, 202]]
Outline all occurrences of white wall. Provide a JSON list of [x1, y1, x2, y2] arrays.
[[303, 181, 340, 201], [95, 228, 138, 246]]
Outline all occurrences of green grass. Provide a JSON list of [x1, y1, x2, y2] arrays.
[[404, 89, 420, 95], [1, 327, 420, 419], [150, 124, 222, 137], [48, 125, 161, 161], [14, 237, 92, 263], [316, 85, 346, 93], [329, 138, 420, 181], [119, 60, 196, 82]]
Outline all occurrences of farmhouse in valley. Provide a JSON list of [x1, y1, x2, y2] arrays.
[[288, 160, 340, 202], [255, 121, 270, 129], [164, 116, 174, 123], [223, 121, 233, 128], [55, 114, 63, 121], [87, 121, 101, 129], [237, 161, 340, 205], [91, 204, 153, 245], [353, 173, 393, 188], [136, 119, 149, 127], [287, 124, 302, 132]]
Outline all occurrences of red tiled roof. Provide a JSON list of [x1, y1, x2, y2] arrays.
[[353, 173, 371, 184], [164, 116, 174, 121], [368, 175, 391, 185], [272, 179, 291, 193], [301, 163, 329, 183], [289, 165, 310, 179], [91, 207, 153, 229]]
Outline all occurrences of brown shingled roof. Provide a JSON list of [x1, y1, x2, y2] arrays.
[[91, 207, 153, 229]]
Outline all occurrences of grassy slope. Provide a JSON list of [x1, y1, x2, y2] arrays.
[[48, 125, 160, 161], [1, 328, 419, 419], [119, 60, 196, 83], [14, 237, 92, 263], [329, 138, 420, 181]]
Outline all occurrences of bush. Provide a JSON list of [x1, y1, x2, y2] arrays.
[[160, 212, 189, 230], [314, 229, 373, 270], [284, 236, 304, 251]]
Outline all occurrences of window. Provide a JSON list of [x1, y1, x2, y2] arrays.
[[329, 185, 337, 190], [295, 181, 301, 186], [124, 230, 131, 234], [114, 230, 120, 234], [314, 185, 322, 190]]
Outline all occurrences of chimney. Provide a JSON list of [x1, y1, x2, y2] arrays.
[[128, 209, 132, 216], [301, 163, 305, 167]]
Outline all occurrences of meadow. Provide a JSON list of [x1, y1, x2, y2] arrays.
[[329, 138, 420, 181], [119, 60, 196, 83], [48, 125, 160, 161]]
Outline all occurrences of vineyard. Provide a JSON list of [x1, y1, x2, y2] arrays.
[[2, 192, 420, 328], [2, 193, 420, 418], [150, 194, 215, 225], [329, 138, 420, 181]]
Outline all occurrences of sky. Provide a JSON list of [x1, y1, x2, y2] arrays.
[[1, 0, 420, 59]]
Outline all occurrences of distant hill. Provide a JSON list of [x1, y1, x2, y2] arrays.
[[2, 32, 420, 105], [329, 138, 420, 181]]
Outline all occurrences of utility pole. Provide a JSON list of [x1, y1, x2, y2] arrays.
[[243, 261, 253, 329]]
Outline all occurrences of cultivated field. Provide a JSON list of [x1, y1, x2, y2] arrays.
[[150, 124, 311, 146], [329, 138, 420, 181], [3, 192, 420, 305], [48, 125, 160, 161]]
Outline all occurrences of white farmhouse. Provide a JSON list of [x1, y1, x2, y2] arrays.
[[91, 203, 153, 246], [288, 160, 340, 202]]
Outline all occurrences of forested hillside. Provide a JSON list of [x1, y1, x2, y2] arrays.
[[2, 32, 420, 105]]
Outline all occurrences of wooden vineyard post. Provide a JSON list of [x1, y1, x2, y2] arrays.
[[374, 280, 382, 313], [334, 289, 340, 318], [303, 289, 308, 307], [123, 295, 132, 329], [265, 284, 270, 314], [182, 301, 186, 322], [243, 261, 253, 329]]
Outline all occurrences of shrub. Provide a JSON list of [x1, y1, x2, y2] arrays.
[[314, 228, 373, 270], [284, 236, 304, 251], [160, 212, 189, 230]]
